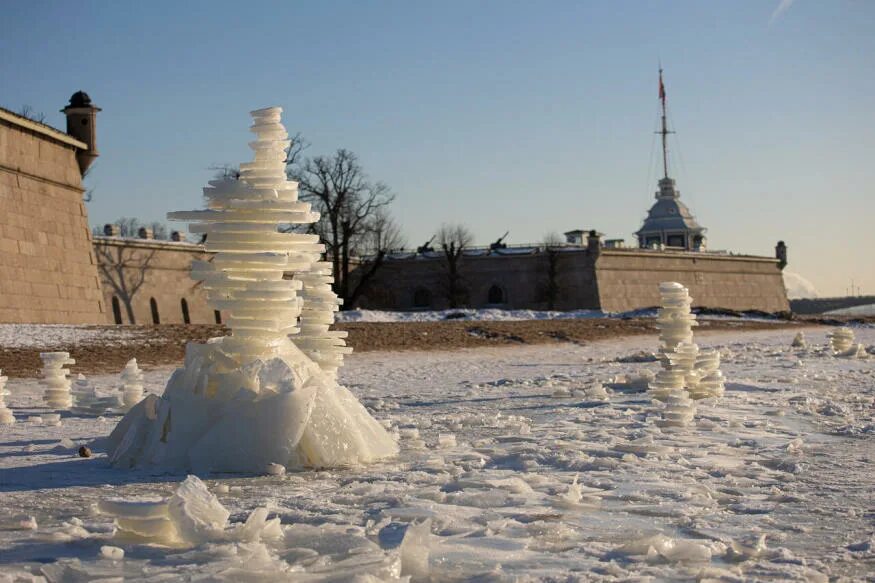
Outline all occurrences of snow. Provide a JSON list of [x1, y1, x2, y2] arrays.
[[1, 326, 873, 580], [337, 307, 606, 322], [0, 324, 149, 349], [826, 303, 875, 317]]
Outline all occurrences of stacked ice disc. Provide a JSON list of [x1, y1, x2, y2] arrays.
[[688, 349, 724, 399], [0, 370, 13, 425], [655, 282, 697, 354], [656, 388, 697, 428], [72, 374, 121, 416], [168, 107, 323, 359], [649, 367, 687, 402], [293, 261, 352, 378], [828, 327, 855, 354], [670, 342, 700, 388], [40, 352, 74, 409], [98, 497, 178, 544], [120, 358, 145, 412], [791, 331, 807, 348]]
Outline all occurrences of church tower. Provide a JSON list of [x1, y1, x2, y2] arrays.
[[636, 69, 706, 250]]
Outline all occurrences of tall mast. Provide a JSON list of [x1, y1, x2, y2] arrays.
[[658, 67, 673, 179]]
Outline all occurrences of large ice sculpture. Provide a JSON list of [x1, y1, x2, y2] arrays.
[[107, 107, 397, 473], [0, 370, 13, 425], [40, 352, 74, 410]]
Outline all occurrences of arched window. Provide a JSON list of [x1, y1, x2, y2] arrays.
[[180, 298, 191, 324], [111, 296, 123, 325], [412, 288, 431, 308], [214, 310, 222, 324], [150, 298, 160, 325], [488, 284, 506, 305]]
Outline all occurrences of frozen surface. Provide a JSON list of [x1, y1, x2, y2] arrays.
[[1, 327, 874, 580]]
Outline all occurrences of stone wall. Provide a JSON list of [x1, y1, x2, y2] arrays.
[[356, 247, 789, 314], [594, 249, 790, 313], [357, 249, 601, 311], [0, 110, 105, 324], [93, 237, 216, 325]]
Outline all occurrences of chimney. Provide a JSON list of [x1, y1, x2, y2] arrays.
[[137, 227, 154, 240], [775, 241, 788, 270], [61, 91, 100, 175], [103, 224, 120, 237]]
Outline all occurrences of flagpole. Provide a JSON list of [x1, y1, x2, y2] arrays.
[[659, 67, 670, 179]]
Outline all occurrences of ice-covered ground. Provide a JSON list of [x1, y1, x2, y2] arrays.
[[1, 327, 874, 581]]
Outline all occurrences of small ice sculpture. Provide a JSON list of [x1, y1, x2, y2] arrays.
[[0, 370, 14, 425], [791, 331, 807, 348], [657, 388, 697, 428], [655, 282, 697, 353], [827, 327, 865, 358], [72, 374, 121, 417], [120, 358, 145, 411], [107, 107, 397, 473], [40, 352, 74, 410], [294, 261, 352, 379], [828, 327, 855, 354]]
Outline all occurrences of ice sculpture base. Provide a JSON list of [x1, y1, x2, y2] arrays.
[[107, 337, 398, 473]]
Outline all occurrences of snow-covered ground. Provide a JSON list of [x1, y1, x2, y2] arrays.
[[336, 308, 607, 323], [1, 327, 874, 581], [0, 324, 149, 350], [336, 307, 782, 323], [826, 303, 875, 317]]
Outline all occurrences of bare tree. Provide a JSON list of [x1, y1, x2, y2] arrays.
[[540, 232, 564, 309], [18, 105, 46, 123], [94, 241, 157, 324], [289, 148, 395, 305], [345, 209, 406, 308], [437, 223, 474, 308]]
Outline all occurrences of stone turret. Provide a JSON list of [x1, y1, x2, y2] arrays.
[[61, 91, 100, 175], [775, 241, 787, 270]]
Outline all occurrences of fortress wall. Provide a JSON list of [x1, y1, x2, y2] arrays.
[[0, 118, 105, 324], [594, 250, 790, 313], [355, 251, 601, 311], [93, 238, 215, 325]]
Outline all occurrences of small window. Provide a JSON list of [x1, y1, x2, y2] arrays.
[[111, 296, 123, 325], [180, 298, 191, 324], [413, 288, 431, 308], [214, 310, 222, 324], [150, 298, 160, 325], [488, 284, 506, 305]]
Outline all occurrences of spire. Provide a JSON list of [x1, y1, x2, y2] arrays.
[[657, 67, 673, 179]]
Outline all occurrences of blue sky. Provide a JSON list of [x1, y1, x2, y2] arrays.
[[2, 1, 873, 296]]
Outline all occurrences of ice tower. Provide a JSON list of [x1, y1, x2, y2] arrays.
[[106, 107, 397, 473]]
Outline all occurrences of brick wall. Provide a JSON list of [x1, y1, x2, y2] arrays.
[[0, 118, 105, 324]]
